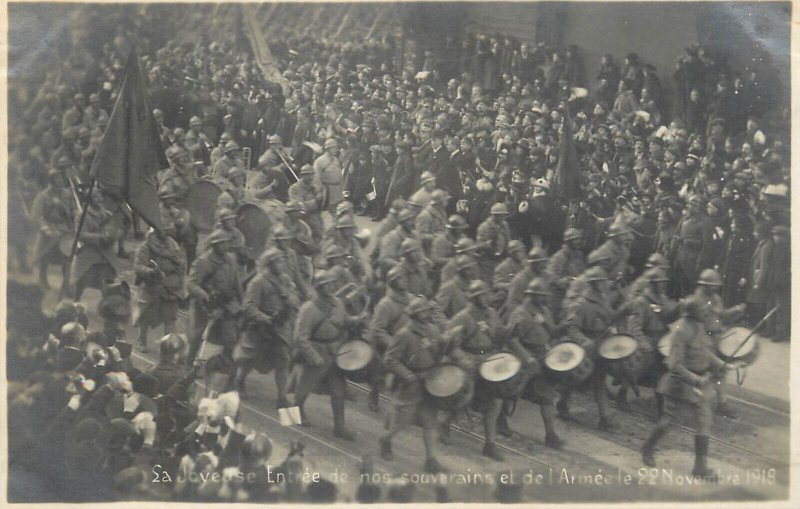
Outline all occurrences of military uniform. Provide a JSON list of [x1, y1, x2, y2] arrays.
[[476, 216, 511, 281], [158, 166, 196, 202], [367, 289, 411, 351], [133, 230, 187, 338], [31, 186, 74, 266], [493, 256, 524, 291], [284, 216, 315, 282], [71, 204, 121, 299], [186, 250, 242, 363], [436, 275, 471, 319], [288, 179, 324, 242], [504, 267, 553, 316], [377, 226, 415, 274], [313, 152, 344, 211], [415, 204, 447, 255], [597, 238, 630, 281], [399, 258, 433, 298], [506, 302, 558, 404], [670, 211, 715, 295], [321, 230, 366, 279], [212, 155, 243, 180], [546, 244, 585, 313], [431, 232, 457, 273]]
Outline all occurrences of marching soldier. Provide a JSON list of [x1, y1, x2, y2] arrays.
[[380, 297, 463, 474], [365, 266, 411, 412], [641, 296, 730, 480], [503, 247, 550, 317], [186, 116, 212, 166], [415, 189, 449, 256], [212, 142, 245, 181], [546, 228, 586, 315], [70, 187, 122, 300], [377, 208, 418, 275], [446, 280, 511, 460], [505, 279, 565, 448], [409, 171, 438, 209], [159, 146, 196, 201], [185, 230, 243, 366], [670, 195, 715, 296], [597, 222, 633, 282], [436, 254, 479, 319], [617, 267, 678, 410], [133, 224, 187, 352], [397, 238, 433, 298], [292, 269, 366, 439], [273, 225, 313, 301], [233, 247, 300, 404], [254, 135, 292, 203], [321, 216, 367, 280], [476, 203, 512, 282], [692, 268, 746, 418], [563, 245, 616, 313], [288, 164, 325, 243], [160, 190, 198, 269], [32, 169, 75, 291], [440, 237, 480, 284], [558, 266, 629, 431], [283, 201, 316, 284], [210, 132, 234, 166], [216, 167, 248, 211], [431, 214, 468, 285], [313, 138, 344, 214], [492, 240, 526, 299], [374, 198, 408, 246], [627, 252, 669, 299]]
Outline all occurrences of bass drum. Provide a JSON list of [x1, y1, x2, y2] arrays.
[[717, 326, 760, 366], [185, 179, 224, 232], [236, 202, 272, 261], [544, 342, 594, 387], [597, 334, 639, 380], [335, 339, 375, 383], [478, 352, 525, 399], [424, 364, 470, 411]]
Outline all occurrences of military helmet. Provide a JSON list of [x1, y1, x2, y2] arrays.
[[645, 252, 668, 268], [272, 225, 295, 240], [468, 280, 491, 298], [563, 228, 583, 242], [159, 333, 187, 356], [189, 116, 203, 127], [454, 237, 478, 254], [314, 269, 339, 286], [647, 267, 670, 283], [259, 247, 286, 266], [446, 214, 468, 230], [300, 164, 315, 175], [431, 189, 448, 204], [584, 266, 609, 282], [697, 268, 722, 286], [386, 265, 406, 283], [206, 229, 230, 246], [606, 222, 630, 238], [455, 254, 478, 271], [323, 244, 346, 259], [401, 238, 422, 255], [285, 201, 304, 213], [407, 296, 433, 317], [398, 208, 416, 223], [224, 141, 241, 154], [490, 203, 510, 215], [420, 171, 436, 184], [215, 208, 237, 222], [227, 167, 246, 181], [335, 215, 357, 229], [527, 246, 548, 262], [524, 278, 552, 295], [508, 239, 525, 254]]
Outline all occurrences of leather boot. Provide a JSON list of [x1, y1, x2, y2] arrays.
[[692, 435, 718, 481], [332, 397, 356, 441], [439, 423, 453, 445], [424, 457, 447, 474], [379, 436, 393, 461], [496, 412, 513, 437], [641, 426, 668, 467], [545, 433, 565, 450], [482, 442, 504, 461], [368, 387, 380, 413]]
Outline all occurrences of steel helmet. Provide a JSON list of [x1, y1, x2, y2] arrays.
[[215, 208, 237, 222], [468, 280, 491, 298], [645, 252, 668, 268], [454, 237, 478, 254], [401, 238, 422, 255], [407, 296, 434, 317], [258, 247, 286, 266], [159, 333, 187, 356], [524, 278, 552, 295], [606, 222, 631, 238], [455, 254, 478, 271], [272, 225, 295, 240], [446, 214, 468, 230], [323, 244, 346, 259], [584, 266, 610, 282], [697, 268, 722, 286], [527, 246, 548, 262], [508, 239, 525, 254], [314, 269, 339, 286], [420, 171, 436, 184], [647, 267, 671, 283], [386, 265, 407, 283], [490, 203, 510, 215], [563, 228, 583, 242]]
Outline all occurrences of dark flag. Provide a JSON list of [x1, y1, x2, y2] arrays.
[[552, 115, 582, 202], [90, 48, 167, 230]]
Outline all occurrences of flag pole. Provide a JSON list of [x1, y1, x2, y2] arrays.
[[58, 178, 95, 300]]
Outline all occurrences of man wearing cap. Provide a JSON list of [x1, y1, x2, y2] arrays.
[[292, 269, 365, 438], [381, 297, 463, 474], [366, 265, 411, 411], [160, 146, 196, 201], [288, 164, 324, 243], [212, 142, 244, 181], [233, 247, 299, 403], [505, 278, 565, 448], [476, 203, 512, 281], [439, 237, 480, 285], [546, 228, 586, 316], [186, 116, 212, 166], [415, 189, 448, 256], [559, 266, 630, 430], [210, 132, 234, 166], [159, 190, 198, 268], [313, 138, 344, 214], [642, 296, 730, 481], [133, 223, 187, 353], [70, 187, 122, 300], [186, 230, 243, 365], [436, 254, 479, 319], [32, 169, 75, 290], [255, 135, 292, 202], [377, 208, 418, 275], [503, 247, 551, 317], [493, 240, 527, 291], [320, 216, 366, 279], [670, 194, 715, 296], [82, 93, 109, 131], [445, 280, 511, 460], [617, 267, 678, 410], [397, 238, 433, 298]]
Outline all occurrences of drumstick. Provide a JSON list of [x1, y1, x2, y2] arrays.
[[336, 349, 353, 357]]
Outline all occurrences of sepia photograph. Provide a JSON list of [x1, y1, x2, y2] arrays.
[[3, 1, 793, 504]]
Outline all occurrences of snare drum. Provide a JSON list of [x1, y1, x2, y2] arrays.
[[335, 339, 375, 383], [597, 334, 639, 379], [717, 326, 760, 366], [424, 364, 469, 410], [478, 352, 524, 399], [544, 342, 594, 387]]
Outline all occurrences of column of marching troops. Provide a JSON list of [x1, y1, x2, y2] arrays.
[[73, 134, 756, 480]]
